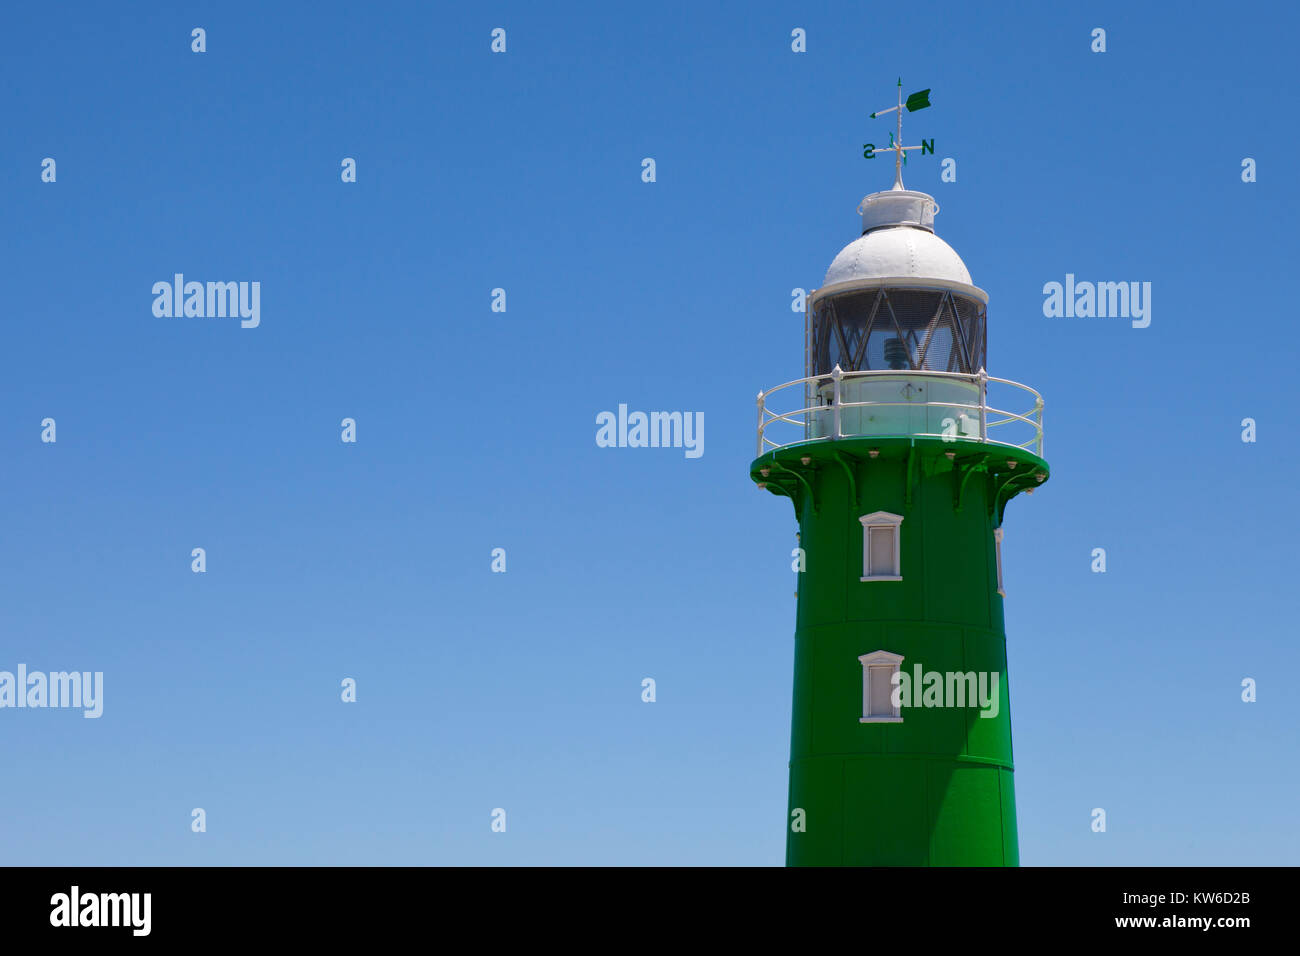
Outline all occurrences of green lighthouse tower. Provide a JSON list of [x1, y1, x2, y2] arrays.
[[751, 91, 1049, 866]]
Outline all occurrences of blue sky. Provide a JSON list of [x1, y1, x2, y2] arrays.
[[1, 0, 1296, 865]]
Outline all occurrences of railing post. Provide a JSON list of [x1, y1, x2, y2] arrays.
[[1037, 401, 1044, 459], [977, 368, 988, 442], [756, 392, 765, 458], [831, 364, 843, 440]]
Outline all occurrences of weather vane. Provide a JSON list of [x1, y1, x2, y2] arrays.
[[863, 79, 933, 189]]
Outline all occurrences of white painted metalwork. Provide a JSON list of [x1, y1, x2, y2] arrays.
[[755, 366, 1044, 458]]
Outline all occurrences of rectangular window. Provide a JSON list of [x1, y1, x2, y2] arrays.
[[994, 527, 1005, 597], [859, 650, 904, 722], [868, 666, 894, 717], [859, 512, 904, 582], [867, 527, 894, 576]]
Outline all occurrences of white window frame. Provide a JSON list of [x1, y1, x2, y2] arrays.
[[994, 527, 1006, 597], [858, 650, 904, 723], [859, 511, 904, 582]]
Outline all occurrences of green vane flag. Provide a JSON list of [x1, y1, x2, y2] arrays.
[[904, 88, 931, 112]]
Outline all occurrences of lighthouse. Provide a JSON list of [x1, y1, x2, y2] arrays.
[[751, 84, 1048, 866]]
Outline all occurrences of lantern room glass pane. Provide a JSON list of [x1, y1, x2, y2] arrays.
[[810, 288, 986, 377]]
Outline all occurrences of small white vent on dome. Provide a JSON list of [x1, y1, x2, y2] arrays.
[[856, 189, 939, 235]]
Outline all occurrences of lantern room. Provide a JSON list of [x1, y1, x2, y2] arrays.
[[810, 189, 986, 377], [755, 186, 1043, 457], [794, 188, 999, 445]]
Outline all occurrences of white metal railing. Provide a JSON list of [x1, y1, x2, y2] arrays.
[[756, 366, 1044, 458]]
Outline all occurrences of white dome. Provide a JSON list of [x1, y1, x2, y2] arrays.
[[822, 188, 973, 288], [823, 225, 972, 287]]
